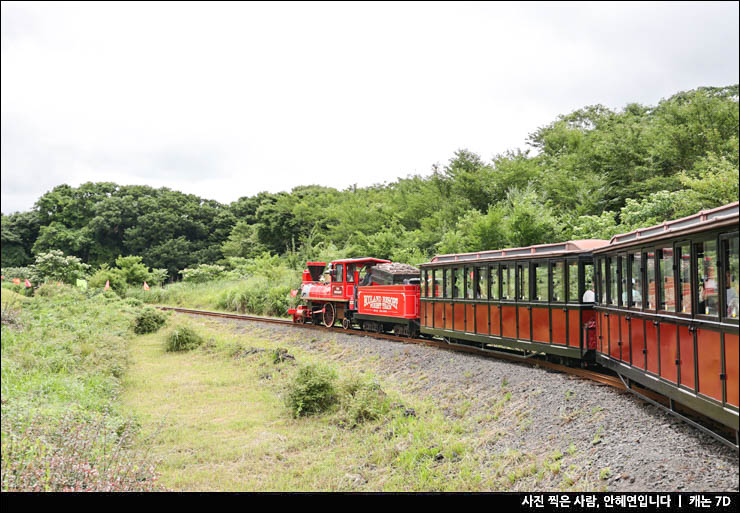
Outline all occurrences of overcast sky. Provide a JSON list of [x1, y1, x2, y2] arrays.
[[1, 1, 738, 215]]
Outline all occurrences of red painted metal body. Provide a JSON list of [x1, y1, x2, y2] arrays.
[[357, 285, 419, 319]]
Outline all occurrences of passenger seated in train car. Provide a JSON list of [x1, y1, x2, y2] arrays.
[[699, 272, 718, 316], [632, 278, 642, 305], [320, 264, 333, 283], [583, 278, 596, 303], [622, 279, 642, 305], [726, 268, 738, 318]]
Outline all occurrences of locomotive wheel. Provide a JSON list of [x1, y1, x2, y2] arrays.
[[342, 318, 351, 330], [323, 303, 336, 328]]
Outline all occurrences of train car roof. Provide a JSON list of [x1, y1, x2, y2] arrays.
[[420, 239, 609, 267], [594, 201, 739, 253], [329, 257, 391, 265]]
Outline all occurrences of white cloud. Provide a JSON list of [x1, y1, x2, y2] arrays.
[[2, 1, 738, 213]]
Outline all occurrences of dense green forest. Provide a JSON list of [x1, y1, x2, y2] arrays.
[[2, 85, 738, 281]]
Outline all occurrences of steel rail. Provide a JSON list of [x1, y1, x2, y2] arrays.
[[157, 305, 737, 450]]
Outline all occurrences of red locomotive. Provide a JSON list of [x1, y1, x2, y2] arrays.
[[290, 202, 739, 444], [289, 258, 421, 336]]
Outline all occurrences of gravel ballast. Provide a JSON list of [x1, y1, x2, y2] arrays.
[[197, 315, 739, 492]]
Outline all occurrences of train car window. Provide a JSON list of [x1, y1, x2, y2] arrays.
[[517, 263, 530, 301], [608, 257, 618, 306], [346, 264, 355, 283], [677, 244, 692, 314], [598, 258, 605, 304], [477, 266, 488, 300], [421, 270, 427, 297], [433, 270, 442, 298], [630, 252, 642, 308], [501, 265, 513, 300], [646, 251, 657, 310], [583, 263, 595, 303], [658, 248, 676, 312], [465, 266, 474, 299], [619, 254, 629, 307], [551, 261, 564, 302], [533, 263, 548, 301], [454, 268, 464, 299], [696, 240, 718, 317], [723, 236, 739, 319], [490, 265, 500, 300], [335, 264, 344, 283], [444, 268, 451, 299], [567, 261, 578, 302]]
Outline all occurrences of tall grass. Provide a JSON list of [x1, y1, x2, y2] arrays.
[[127, 272, 301, 317], [1, 284, 162, 491]]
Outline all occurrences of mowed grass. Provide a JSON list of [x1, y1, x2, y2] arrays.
[[122, 315, 495, 491]]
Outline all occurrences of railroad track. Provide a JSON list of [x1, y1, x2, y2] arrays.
[[157, 305, 738, 451]]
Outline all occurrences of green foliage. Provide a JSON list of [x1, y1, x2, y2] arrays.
[[88, 264, 127, 294], [88, 258, 166, 294], [148, 268, 169, 287], [133, 307, 168, 334], [28, 250, 90, 285], [221, 221, 265, 259], [336, 376, 390, 428], [216, 275, 296, 317], [115, 255, 150, 287], [2, 212, 40, 268], [1, 267, 32, 281], [165, 325, 204, 352], [180, 264, 232, 283], [285, 364, 338, 417], [503, 185, 561, 248], [1, 277, 160, 491], [1, 284, 139, 423], [569, 211, 619, 241]]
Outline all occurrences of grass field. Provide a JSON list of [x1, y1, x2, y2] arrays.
[[1, 284, 162, 491], [121, 314, 506, 491]]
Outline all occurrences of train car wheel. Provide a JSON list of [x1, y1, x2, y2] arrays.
[[323, 303, 336, 328], [342, 318, 351, 330]]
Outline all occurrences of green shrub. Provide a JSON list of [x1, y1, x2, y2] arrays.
[[148, 268, 169, 287], [33, 282, 82, 298], [133, 308, 167, 334], [28, 250, 90, 285], [88, 264, 127, 294], [180, 264, 235, 283], [124, 297, 143, 307], [165, 326, 203, 352], [1, 266, 32, 281], [285, 364, 338, 417], [337, 376, 389, 427]]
